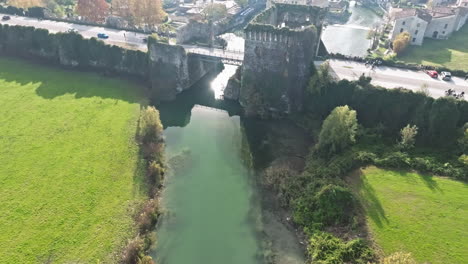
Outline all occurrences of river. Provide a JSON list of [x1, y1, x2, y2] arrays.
[[322, 1, 383, 57], [150, 48, 305, 263]]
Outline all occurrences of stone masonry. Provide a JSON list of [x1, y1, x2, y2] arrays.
[[240, 3, 326, 117]]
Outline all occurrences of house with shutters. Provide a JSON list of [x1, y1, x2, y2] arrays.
[[389, 5, 468, 45]]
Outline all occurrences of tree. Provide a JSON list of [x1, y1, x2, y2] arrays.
[[367, 26, 380, 49], [112, 0, 166, 27], [76, 0, 109, 23], [7, 0, 43, 8], [399, 124, 418, 150], [393, 32, 411, 55], [458, 125, 468, 154], [429, 97, 460, 146], [139, 106, 163, 144], [202, 3, 227, 22], [317, 105, 358, 157]]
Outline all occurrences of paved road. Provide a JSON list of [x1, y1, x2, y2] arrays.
[[0, 13, 149, 50], [0, 13, 242, 59], [325, 59, 468, 99]]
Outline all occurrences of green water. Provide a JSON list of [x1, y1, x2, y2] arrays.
[[150, 63, 305, 264], [153, 106, 261, 264]]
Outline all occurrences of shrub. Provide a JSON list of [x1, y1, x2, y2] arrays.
[[121, 236, 145, 264], [307, 232, 375, 264], [136, 199, 159, 234], [429, 97, 460, 146], [317, 105, 358, 157], [148, 160, 164, 186], [393, 32, 410, 55], [458, 126, 468, 154], [312, 184, 355, 226], [375, 151, 410, 169], [398, 124, 418, 150], [381, 252, 417, 264], [139, 256, 156, 264], [139, 106, 163, 144]]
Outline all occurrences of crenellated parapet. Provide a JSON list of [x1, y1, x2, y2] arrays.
[[240, 3, 326, 117]]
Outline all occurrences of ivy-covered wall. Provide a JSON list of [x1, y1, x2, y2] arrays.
[[0, 24, 217, 103], [240, 3, 324, 117], [0, 24, 149, 78]]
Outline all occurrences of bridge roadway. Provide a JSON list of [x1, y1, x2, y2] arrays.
[[0, 13, 244, 63]]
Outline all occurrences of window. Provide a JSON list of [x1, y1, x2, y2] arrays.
[[444, 24, 448, 29], [417, 23, 420, 27], [412, 38, 416, 42], [402, 21, 406, 25], [415, 30, 419, 35], [400, 28, 404, 33]]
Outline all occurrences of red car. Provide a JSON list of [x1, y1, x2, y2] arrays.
[[425, 70, 438, 78]]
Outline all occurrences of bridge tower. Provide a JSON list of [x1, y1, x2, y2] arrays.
[[240, 3, 326, 117]]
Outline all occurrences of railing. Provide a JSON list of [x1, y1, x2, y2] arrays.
[[186, 49, 244, 64]]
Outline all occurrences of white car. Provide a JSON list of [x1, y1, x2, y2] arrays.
[[441, 71, 452, 81]]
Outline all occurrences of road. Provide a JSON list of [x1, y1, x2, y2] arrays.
[[0, 13, 149, 50], [325, 59, 468, 99], [0, 13, 241, 59]]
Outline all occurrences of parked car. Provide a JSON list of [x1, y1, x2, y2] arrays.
[[2, 15, 11, 21], [441, 71, 451, 81], [97, 33, 109, 39], [425, 70, 439, 78], [142, 37, 148, 43], [67, 28, 78, 34]]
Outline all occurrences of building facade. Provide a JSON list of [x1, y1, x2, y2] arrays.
[[390, 6, 468, 45]]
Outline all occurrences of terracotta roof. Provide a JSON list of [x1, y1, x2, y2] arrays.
[[392, 8, 433, 22], [430, 7, 457, 18]]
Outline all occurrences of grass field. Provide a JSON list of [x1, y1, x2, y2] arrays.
[[0, 57, 147, 263], [353, 167, 468, 263], [397, 25, 468, 71]]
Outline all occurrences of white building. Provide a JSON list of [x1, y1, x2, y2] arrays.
[[390, 6, 468, 45]]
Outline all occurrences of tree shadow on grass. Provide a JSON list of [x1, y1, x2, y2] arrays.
[[394, 170, 443, 193], [0, 56, 145, 104], [355, 170, 389, 229]]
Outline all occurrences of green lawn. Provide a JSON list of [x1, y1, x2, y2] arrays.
[[0, 57, 147, 263], [397, 25, 468, 71], [354, 167, 468, 263]]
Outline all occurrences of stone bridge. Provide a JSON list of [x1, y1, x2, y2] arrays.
[[183, 45, 244, 66]]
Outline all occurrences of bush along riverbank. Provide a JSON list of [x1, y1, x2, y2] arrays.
[[120, 106, 166, 264], [261, 63, 468, 263]]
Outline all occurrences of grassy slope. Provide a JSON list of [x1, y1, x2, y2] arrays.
[[354, 167, 468, 263], [0, 57, 146, 263], [397, 25, 468, 71]]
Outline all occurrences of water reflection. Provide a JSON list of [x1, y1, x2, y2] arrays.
[[211, 65, 239, 99]]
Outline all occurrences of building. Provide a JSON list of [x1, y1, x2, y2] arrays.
[[328, 0, 348, 13], [390, 6, 468, 45], [390, 8, 431, 45], [266, 0, 330, 8], [457, 0, 468, 7]]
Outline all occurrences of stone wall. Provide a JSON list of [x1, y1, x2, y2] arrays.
[[176, 20, 219, 44], [0, 24, 218, 103], [148, 40, 218, 101], [0, 24, 149, 78], [239, 3, 324, 117]]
